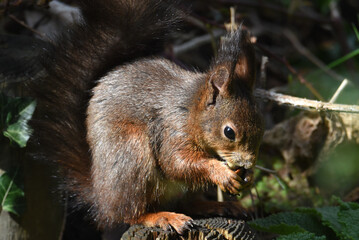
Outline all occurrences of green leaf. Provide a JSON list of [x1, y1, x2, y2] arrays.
[[326, 48, 359, 69], [248, 188, 359, 239], [277, 232, 326, 240], [0, 171, 25, 216], [315, 207, 341, 235], [249, 211, 328, 236], [273, 174, 289, 190], [2, 97, 36, 148], [280, 200, 359, 240], [337, 209, 359, 240], [334, 196, 359, 211], [332, 198, 359, 240], [251, 222, 305, 235], [353, 23, 359, 42]]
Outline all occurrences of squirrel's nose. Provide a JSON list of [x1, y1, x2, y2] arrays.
[[237, 151, 256, 169], [242, 158, 255, 169], [228, 151, 256, 169]]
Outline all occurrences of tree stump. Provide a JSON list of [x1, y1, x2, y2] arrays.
[[121, 217, 256, 240]]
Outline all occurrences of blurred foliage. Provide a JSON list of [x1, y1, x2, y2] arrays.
[[249, 197, 359, 240], [315, 142, 359, 196], [241, 158, 326, 213], [288, 71, 359, 104]]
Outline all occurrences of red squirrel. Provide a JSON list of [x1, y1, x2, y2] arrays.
[[28, 0, 263, 235]]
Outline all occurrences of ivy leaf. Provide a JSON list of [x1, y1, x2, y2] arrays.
[[1, 96, 36, 148], [0, 171, 25, 216]]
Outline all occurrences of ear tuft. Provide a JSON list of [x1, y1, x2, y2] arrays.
[[210, 29, 256, 92], [235, 34, 256, 90], [235, 42, 256, 90]]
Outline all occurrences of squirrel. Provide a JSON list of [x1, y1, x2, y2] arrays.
[[28, 0, 263, 235]]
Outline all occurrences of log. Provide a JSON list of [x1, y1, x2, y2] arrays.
[[121, 217, 256, 240]]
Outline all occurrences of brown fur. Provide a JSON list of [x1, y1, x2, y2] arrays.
[[28, 0, 263, 234]]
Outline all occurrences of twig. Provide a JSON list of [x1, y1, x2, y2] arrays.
[[329, 1, 356, 73], [283, 59, 324, 101], [58, 194, 68, 240], [283, 29, 345, 83], [252, 185, 264, 219], [0, 0, 22, 11], [225, 6, 238, 32], [218, 0, 331, 24], [8, 14, 50, 41], [230, 7, 236, 29], [249, 190, 257, 220], [329, 79, 349, 103], [255, 165, 286, 190], [255, 165, 277, 174], [3, 0, 10, 14], [217, 186, 224, 202], [208, 26, 219, 59], [183, 15, 209, 31], [259, 56, 268, 88], [273, 175, 286, 190], [187, 12, 226, 30], [172, 29, 224, 55], [254, 88, 359, 114], [257, 44, 324, 101]]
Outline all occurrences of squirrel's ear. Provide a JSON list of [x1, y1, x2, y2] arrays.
[[205, 66, 231, 106], [210, 29, 256, 93], [209, 66, 230, 94]]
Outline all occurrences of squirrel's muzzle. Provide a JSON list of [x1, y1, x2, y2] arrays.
[[224, 151, 256, 170]]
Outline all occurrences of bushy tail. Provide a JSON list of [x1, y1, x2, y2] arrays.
[[28, 0, 179, 204]]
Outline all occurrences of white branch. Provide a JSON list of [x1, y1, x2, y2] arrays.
[[254, 89, 359, 114]]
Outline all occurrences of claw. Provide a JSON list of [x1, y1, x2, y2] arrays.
[[189, 220, 199, 228], [187, 220, 194, 228], [183, 223, 191, 231], [169, 224, 175, 232]]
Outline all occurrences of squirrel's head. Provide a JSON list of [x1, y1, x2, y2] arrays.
[[190, 29, 263, 171]]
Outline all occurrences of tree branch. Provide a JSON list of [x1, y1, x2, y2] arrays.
[[254, 89, 359, 114]]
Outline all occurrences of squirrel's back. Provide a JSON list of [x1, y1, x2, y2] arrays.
[[90, 58, 204, 120], [28, 0, 180, 219]]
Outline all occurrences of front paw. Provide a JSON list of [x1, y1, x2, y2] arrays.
[[138, 212, 193, 235], [209, 161, 243, 195], [235, 167, 254, 189]]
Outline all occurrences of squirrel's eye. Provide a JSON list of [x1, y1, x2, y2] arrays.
[[224, 126, 235, 141]]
